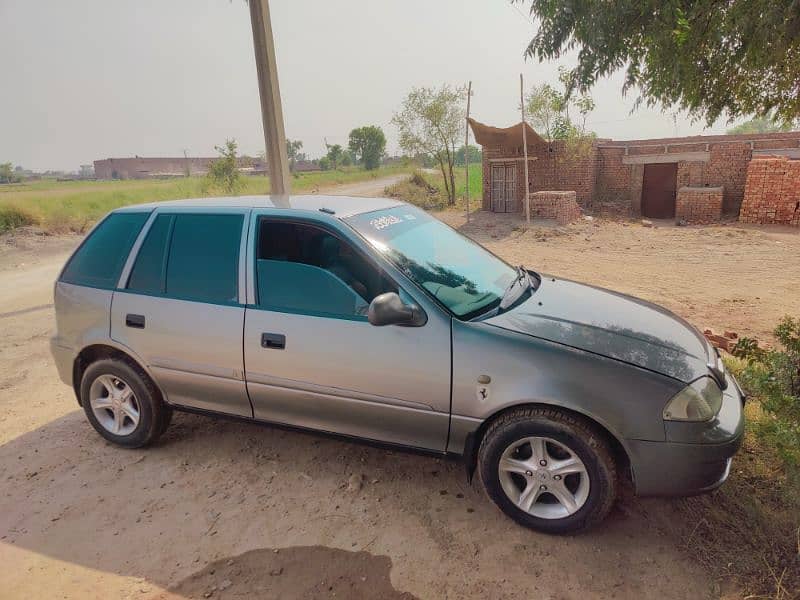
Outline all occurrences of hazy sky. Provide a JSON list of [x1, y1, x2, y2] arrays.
[[1, 0, 735, 172]]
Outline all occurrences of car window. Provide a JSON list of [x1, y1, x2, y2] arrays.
[[61, 212, 149, 289], [255, 219, 397, 319], [166, 214, 242, 304], [346, 205, 516, 319], [127, 214, 172, 294], [126, 213, 243, 304]]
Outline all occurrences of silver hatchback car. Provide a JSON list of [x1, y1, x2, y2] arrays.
[[50, 195, 744, 533]]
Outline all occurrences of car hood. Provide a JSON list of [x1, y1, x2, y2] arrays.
[[484, 276, 711, 382]]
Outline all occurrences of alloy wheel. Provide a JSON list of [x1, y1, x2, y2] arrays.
[[89, 374, 140, 436], [498, 436, 590, 519]]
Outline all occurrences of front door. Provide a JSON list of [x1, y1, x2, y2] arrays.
[[111, 210, 252, 417], [641, 163, 678, 218], [491, 163, 517, 213], [242, 216, 451, 451]]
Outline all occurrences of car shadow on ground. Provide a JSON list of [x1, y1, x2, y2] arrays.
[[0, 409, 713, 599]]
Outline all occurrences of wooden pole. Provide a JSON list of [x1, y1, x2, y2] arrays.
[[465, 81, 472, 222], [520, 73, 530, 225], [249, 0, 291, 195]]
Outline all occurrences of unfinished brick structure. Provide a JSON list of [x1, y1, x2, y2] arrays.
[[470, 119, 800, 221], [675, 187, 724, 224], [528, 191, 582, 225], [739, 156, 800, 226]]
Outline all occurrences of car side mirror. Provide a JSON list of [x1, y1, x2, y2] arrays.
[[368, 292, 427, 327]]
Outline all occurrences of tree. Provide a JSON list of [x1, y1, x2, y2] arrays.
[[207, 139, 241, 194], [392, 85, 466, 205], [727, 116, 795, 135], [340, 150, 354, 167], [325, 144, 344, 170], [286, 139, 304, 172], [0, 163, 14, 184], [518, 0, 800, 125], [525, 83, 564, 142], [454, 145, 482, 166], [348, 126, 386, 170]]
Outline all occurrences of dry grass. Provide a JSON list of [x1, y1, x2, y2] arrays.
[[0, 205, 39, 231], [674, 359, 800, 599]]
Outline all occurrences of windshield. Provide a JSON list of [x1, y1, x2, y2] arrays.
[[346, 206, 517, 318]]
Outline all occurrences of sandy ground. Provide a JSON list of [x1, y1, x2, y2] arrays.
[[2, 197, 798, 599]]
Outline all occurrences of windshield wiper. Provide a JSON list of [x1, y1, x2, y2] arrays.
[[498, 265, 531, 312]]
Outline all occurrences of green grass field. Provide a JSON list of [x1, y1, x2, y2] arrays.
[[0, 166, 413, 233]]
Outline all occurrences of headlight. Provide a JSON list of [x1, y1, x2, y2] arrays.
[[663, 377, 723, 422]]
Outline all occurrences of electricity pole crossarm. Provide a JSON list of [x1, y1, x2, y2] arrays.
[[249, 0, 291, 196]]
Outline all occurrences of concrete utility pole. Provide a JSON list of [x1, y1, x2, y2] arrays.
[[249, 0, 291, 195], [465, 81, 472, 223], [520, 74, 530, 225]]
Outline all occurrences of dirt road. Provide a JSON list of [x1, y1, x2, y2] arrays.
[[3, 207, 797, 599], [318, 173, 408, 197]]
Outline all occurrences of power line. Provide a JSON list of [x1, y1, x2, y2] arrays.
[[505, 0, 535, 28]]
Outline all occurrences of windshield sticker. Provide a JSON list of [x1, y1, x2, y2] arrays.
[[369, 215, 403, 230]]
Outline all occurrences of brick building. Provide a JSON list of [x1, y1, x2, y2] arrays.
[[470, 119, 800, 224], [93, 156, 270, 179]]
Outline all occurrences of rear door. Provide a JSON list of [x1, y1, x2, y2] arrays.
[[242, 214, 451, 451], [110, 208, 252, 417]]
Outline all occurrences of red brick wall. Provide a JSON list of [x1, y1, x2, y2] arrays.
[[481, 141, 599, 213], [675, 187, 723, 224], [528, 141, 598, 207], [481, 131, 800, 217], [594, 147, 632, 215], [740, 157, 800, 226]]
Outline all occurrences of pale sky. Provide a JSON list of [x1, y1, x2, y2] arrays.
[[1, 0, 735, 172]]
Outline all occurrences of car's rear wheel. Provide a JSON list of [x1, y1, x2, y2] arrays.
[[80, 358, 169, 448], [478, 406, 617, 534]]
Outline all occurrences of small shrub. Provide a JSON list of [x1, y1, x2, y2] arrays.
[[735, 316, 800, 468], [384, 171, 444, 209], [0, 205, 39, 232], [206, 139, 241, 194]]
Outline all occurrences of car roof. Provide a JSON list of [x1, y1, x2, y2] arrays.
[[118, 194, 405, 218]]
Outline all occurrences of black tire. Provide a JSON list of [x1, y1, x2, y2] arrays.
[[80, 358, 170, 448], [478, 406, 617, 534]]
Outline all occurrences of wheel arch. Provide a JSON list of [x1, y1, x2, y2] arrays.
[[72, 343, 163, 406], [462, 402, 632, 486]]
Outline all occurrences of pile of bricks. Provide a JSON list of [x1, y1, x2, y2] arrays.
[[739, 156, 800, 226], [703, 328, 739, 353], [675, 186, 724, 224], [527, 191, 582, 225]]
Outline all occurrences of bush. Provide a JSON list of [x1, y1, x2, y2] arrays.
[[0, 205, 39, 232], [732, 317, 800, 467], [384, 171, 444, 209]]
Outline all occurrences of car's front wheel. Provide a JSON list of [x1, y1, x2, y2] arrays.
[[80, 358, 171, 448], [478, 406, 617, 534]]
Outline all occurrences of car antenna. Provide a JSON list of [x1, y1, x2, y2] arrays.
[[319, 207, 335, 214]]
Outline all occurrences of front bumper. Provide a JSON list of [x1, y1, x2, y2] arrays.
[[628, 371, 745, 496]]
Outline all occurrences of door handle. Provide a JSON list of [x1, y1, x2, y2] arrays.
[[126, 314, 145, 329], [261, 332, 286, 350]]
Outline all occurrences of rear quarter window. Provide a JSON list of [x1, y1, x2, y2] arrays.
[[60, 212, 149, 289]]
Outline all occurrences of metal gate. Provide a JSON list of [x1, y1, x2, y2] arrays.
[[641, 163, 678, 218], [491, 163, 517, 213]]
